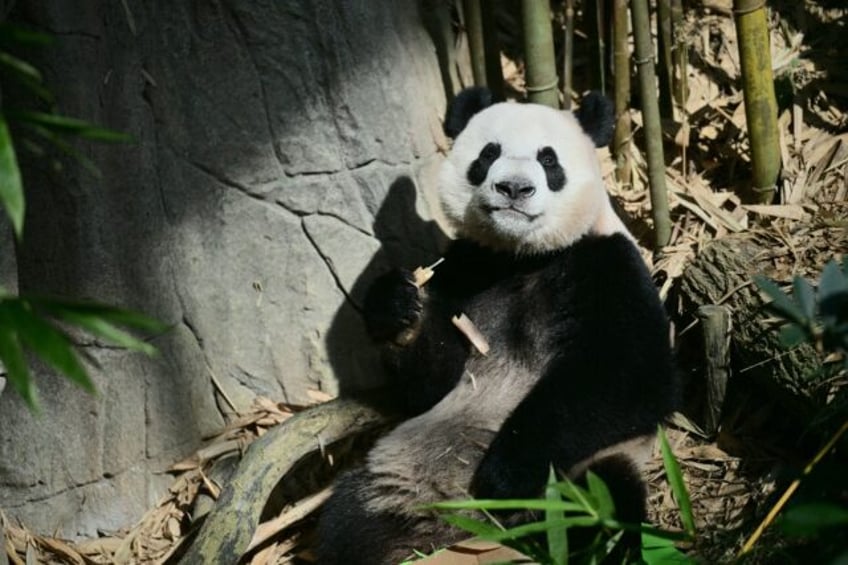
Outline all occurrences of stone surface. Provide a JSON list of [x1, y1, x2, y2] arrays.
[[0, 0, 447, 536]]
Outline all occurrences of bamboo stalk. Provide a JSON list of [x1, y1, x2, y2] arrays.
[[481, 0, 505, 100], [657, 0, 675, 119], [733, 0, 780, 203], [463, 0, 487, 86], [612, 0, 632, 187], [631, 0, 671, 249], [521, 0, 559, 108], [563, 0, 575, 109], [671, 0, 687, 113], [585, 0, 606, 93]]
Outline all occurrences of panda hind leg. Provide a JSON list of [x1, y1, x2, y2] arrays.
[[317, 468, 451, 565], [570, 454, 647, 564]]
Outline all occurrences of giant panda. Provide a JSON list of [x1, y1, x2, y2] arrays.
[[317, 88, 678, 564]]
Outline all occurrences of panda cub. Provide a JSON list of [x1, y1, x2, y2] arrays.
[[318, 88, 677, 564]]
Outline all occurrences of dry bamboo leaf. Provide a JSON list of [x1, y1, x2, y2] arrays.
[[451, 314, 490, 356], [248, 489, 333, 553], [305, 389, 333, 404], [742, 204, 807, 221]]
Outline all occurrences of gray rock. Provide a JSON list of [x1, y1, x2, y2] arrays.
[[0, 0, 447, 537]]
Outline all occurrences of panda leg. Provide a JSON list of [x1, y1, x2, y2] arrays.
[[317, 468, 453, 565], [570, 454, 647, 564]]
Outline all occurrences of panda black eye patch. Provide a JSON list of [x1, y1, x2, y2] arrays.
[[467, 142, 501, 186], [537, 146, 566, 192]]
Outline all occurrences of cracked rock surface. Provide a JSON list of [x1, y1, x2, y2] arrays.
[[0, 0, 446, 537]]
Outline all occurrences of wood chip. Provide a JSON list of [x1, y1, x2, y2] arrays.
[[451, 314, 490, 356]]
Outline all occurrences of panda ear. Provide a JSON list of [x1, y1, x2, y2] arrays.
[[574, 91, 615, 147], [443, 87, 495, 138]]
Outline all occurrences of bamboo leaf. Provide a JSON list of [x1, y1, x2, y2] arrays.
[[6, 300, 95, 393], [428, 498, 584, 513], [0, 308, 38, 410], [545, 467, 568, 565], [0, 50, 43, 83], [779, 503, 848, 537], [33, 297, 168, 333], [0, 23, 53, 46], [24, 123, 101, 176], [754, 275, 806, 324], [47, 310, 157, 355], [7, 110, 133, 143], [641, 529, 697, 564], [585, 471, 615, 520], [659, 426, 696, 537], [778, 323, 808, 348], [792, 276, 816, 320], [554, 480, 598, 518], [819, 260, 848, 303], [0, 115, 25, 239]]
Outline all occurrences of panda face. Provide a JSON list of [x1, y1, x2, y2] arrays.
[[439, 102, 608, 254]]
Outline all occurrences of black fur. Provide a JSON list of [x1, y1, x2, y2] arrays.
[[537, 146, 566, 191], [574, 91, 615, 147], [443, 86, 495, 138], [319, 233, 677, 562], [466, 142, 502, 186]]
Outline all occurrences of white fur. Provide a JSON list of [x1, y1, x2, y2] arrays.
[[439, 101, 629, 254]]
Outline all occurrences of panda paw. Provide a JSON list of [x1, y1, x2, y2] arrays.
[[363, 268, 424, 346], [470, 452, 533, 500]]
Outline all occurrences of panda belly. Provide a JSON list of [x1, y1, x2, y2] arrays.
[[362, 353, 543, 516]]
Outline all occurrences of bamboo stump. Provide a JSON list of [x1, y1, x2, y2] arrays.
[[677, 236, 823, 434]]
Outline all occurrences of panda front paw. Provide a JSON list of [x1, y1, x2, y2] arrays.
[[471, 449, 543, 501], [363, 268, 424, 346]]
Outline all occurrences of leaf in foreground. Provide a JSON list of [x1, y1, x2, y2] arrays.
[[658, 426, 696, 537], [0, 114, 24, 238]]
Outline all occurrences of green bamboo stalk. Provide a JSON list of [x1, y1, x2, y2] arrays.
[[657, 0, 675, 120], [671, 0, 687, 113], [521, 0, 559, 108], [563, 0, 575, 109], [612, 0, 632, 187], [585, 0, 606, 93], [481, 0, 505, 100], [463, 0, 487, 86], [733, 0, 780, 203], [631, 0, 671, 249]]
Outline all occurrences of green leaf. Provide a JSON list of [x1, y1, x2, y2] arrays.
[[34, 299, 168, 333], [779, 323, 809, 348], [754, 275, 806, 324], [0, 115, 25, 239], [659, 426, 696, 537], [5, 300, 95, 393], [7, 110, 133, 143], [428, 498, 585, 513], [24, 123, 101, 176], [546, 467, 568, 565], [554, 480, 598, 518], [0, 307, 38, 410], [641, 529, 696, 565], [792, 276, 816, 320], [47, 309, 157, 356], [779, 502, 848, 537], [0, 23, 53, 46], [483, 516, 601, 543], [0, 50, 43, 82], [819, 261, 848, 303], [585, 471, 615, 520]]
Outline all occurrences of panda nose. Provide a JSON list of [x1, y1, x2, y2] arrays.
[[494, 180, 536, 200]]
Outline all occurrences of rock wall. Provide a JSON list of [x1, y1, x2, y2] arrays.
[[0, 0, 447, 536]]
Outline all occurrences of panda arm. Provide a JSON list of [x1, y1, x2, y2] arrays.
[[471, 237, 675, 499], [363, 268, 471, 415]]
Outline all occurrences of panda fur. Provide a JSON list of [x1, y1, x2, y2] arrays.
[[317, 89, 678, 565]]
